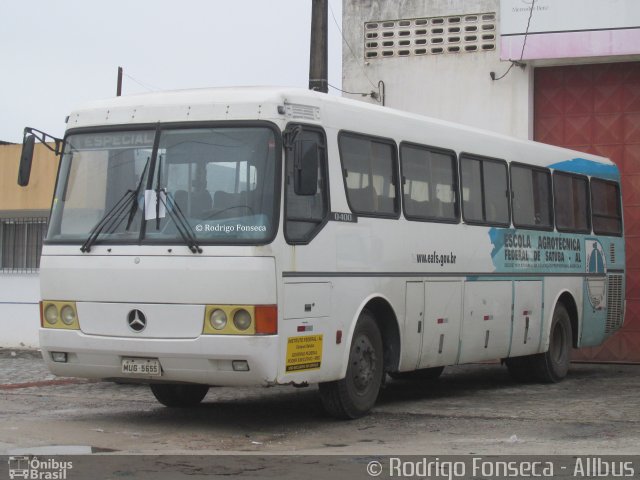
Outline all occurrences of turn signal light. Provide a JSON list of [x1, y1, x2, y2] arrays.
[[255, 305, 277, 335]]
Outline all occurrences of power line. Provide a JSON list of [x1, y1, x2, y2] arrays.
[[123, 72, 162, 93], [327, 0, 378, 92], [328, 83, 371, 96], [490, 0, 535, 81]]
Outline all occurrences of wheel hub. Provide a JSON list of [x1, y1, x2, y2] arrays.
[[352, 335, 377, 391]]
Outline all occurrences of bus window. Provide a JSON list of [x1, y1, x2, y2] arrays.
[[339, 133, 399, 217], [400, 143, 458, 222], [591, 178, 623, 236], [553, 172, 590, 233], [511, 164, 553, 229], [460, 154, 509, 226], [285, 126, 329, 243]]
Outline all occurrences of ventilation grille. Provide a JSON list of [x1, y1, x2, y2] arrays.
[[610, 243, 616, 263], [285, 103, 320, 121], [605, 274, 624, 334], [364, 13, 496, 59]]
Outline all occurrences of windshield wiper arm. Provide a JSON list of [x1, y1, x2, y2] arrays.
[[80, 156, 152, 253], [80, 189, 135, 252], [126, 156, 151, 230], [161, 191, 203, 254]]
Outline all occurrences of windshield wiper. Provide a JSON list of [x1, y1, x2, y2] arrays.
[[80, 189, 136, 252], [80, 157, 151, 253], [146, 153, 201, 253], [159, 190, 203, 254], [126, 156, 151, 230]]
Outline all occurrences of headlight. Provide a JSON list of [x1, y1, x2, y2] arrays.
[[60, 305, 76, 325], [44, 304, 59, 325], [209, 309, 227, 330], [233, 309, 252, 331]]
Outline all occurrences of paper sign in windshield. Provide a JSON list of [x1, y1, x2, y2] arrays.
[[144, 190, 167, 221]]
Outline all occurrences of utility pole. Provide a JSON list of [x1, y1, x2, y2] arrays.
[[116, 66, 123, 97], [309, 0, 328, 93]]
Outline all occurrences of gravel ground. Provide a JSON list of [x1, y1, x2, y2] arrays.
[[1, 348, 639, 458]]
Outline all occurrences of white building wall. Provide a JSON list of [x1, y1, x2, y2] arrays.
[[0, 275, 40, 348], [342, 0, 533, 139]]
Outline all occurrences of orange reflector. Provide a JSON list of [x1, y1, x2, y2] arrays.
[[39, 301, 44, 327], [255, 305, 277, 334]]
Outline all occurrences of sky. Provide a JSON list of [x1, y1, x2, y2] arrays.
[[0, 0, 343, 143]]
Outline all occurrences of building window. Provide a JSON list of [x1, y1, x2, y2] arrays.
[[0, 217, 48, 273]]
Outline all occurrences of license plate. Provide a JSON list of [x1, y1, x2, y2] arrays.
[[121, 358, 162, 376]]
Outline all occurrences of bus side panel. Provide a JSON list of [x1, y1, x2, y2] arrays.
[[510, 280, 543, 357], [419, 281, 463, 368], [277, 278, 404, 384], [400, 281, 424, 371], [399, 280, 463, 372], [459, 281, 511, 363]]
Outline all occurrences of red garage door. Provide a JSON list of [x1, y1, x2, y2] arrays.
[[535, 62, 640, 362]]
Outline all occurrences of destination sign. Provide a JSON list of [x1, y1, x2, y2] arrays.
[[70, 131, 155, 150]]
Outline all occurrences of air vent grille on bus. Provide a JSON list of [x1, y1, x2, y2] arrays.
[[285, 104, 320, 121], [605, 274, 624, 334], [609, 243, 616, 263]]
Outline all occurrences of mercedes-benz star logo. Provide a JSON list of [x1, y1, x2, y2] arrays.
[[127, 309, 147, 332]]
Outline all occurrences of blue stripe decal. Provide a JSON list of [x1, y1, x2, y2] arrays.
[[550, 157, 619, 181]]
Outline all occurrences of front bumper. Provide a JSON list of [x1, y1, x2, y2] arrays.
[[40, 329, 279, 386]]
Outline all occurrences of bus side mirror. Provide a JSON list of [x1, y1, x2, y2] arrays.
[[17, 134, 36, 187], [294, 139, 319, 196]]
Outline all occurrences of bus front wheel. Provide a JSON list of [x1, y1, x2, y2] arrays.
[[150, 383, 209, 407], [319, 310, 383, 419]]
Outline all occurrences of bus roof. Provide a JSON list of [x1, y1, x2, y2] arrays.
[[66, 86, 616, 177]]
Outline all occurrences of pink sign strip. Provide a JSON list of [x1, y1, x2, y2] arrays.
[[500, 28, 640, 60]]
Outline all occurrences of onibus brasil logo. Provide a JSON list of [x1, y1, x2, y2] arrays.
[[8, 456, 73, 479]]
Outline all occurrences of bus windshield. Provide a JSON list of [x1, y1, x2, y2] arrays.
[[47, 126, 279, 246]]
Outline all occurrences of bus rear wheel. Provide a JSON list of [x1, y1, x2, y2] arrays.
[[150, 383, 209, 407], [507, 303, 572, 383], [533, 303, 572, 382], [319, 310, 383, 419], [516, 303, 573, 383]]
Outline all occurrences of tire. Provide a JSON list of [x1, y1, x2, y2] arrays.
[[150, 383, 209, 407], [521, 303, 572, 383], [319, 310, 384, 419], [389, 366, 444, 381]]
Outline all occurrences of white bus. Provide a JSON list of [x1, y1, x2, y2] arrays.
[[18, 87, 625, 418]]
